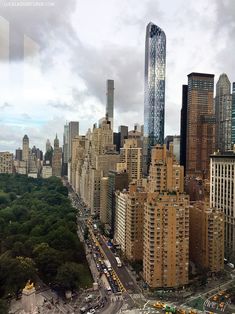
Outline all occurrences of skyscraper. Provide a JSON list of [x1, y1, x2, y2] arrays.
[[106, 79, 114, 129], [143, 144, 189, 288], [46, 139, 52, 152], [215, 74, 232, 152], [180, 84, 188, 171], [68, 121, 79, 161], [52, 134, 62, 177], [186, 73, 215, 178], [22, 134, 29, 164], [144, 22, 166, 173]]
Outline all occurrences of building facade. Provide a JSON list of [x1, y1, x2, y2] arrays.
[[144, 22, 166, 172], [107, 170, 129, 236], [100, 177, 109, 224], [52, 134, 62, 177], [210, 152, 235, 261], [114, 190, 128, 253], [68, 121, 79, 162], [186, 73, 215, 178], [215, 73, 232, 152], [106, 79, 114, 129], [125, 183, 147, 261], [0, 152, 13, 173], [189, 202, 224, 272], [143, 191, 189, 288], [22, 134, 29, 167], [148, 144, 184, 193], [180, 85, 188, 171], [119, 139, 142, 184]]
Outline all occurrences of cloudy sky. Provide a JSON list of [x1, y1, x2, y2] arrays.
[[0, 0, 234, 152]]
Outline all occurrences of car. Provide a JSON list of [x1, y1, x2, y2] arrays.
[[219, 302, 225, 308], [212, 295, 218, 301], [80, 306, 87, 313], [153, 301, 165, 308]]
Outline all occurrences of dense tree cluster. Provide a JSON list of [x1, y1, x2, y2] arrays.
[[0, 174, 92, 311]]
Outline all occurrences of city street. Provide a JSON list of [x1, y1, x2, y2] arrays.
[[98, 234, 140, 294]]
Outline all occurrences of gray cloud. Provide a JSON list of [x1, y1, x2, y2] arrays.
[[48, 100, 76, 112], [213, 0, 235, 80], [0, 101, 11, 109], [72, 44, 144, 115]]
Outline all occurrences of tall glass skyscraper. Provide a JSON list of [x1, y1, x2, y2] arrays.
[[144, 22, 166, 173]]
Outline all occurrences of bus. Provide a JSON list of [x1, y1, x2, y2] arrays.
[[115, 257, 122, 267], [104, 259, 112, 271]]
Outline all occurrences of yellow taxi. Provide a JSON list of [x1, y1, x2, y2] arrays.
[[153, 301, 165, 309], [212, 295, 218, 301]]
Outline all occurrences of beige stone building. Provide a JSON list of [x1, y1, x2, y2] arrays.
[[143, 144, 189, 288], [22, 134, 29, 164], [125, 183, 147, 261], [148, 144, 184, 193], [143, 191, 189, 288], [0, 152, 13, 173], [118, 139, 142, 184], [189, 202, 224, 272], [52, 135, 62, 177]]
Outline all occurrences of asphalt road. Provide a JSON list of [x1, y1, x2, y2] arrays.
[[98, 235, 140, 294]]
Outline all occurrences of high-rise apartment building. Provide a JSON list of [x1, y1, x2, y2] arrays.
[[68, 121, 79, 161], [143, 191, 189, 288], [189, 202, 224, 273], [114, 190, 128, 253], [0, 152, 13, 173], [143, 144, 189, 288], [148, 144, 184, 193], [210, 152, 235, 261], [186, 73, 215, 178], [231, 83, 235, 145], [119, 139, 142, 183], [100, 177, 109, 224], [107, 170, 129, 236], [106, 80, 114, 129], [180, 85, 188, 171], [125, 183, 147, 261], [215, 74, 232, 152], [144, 22, 166, 172]]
